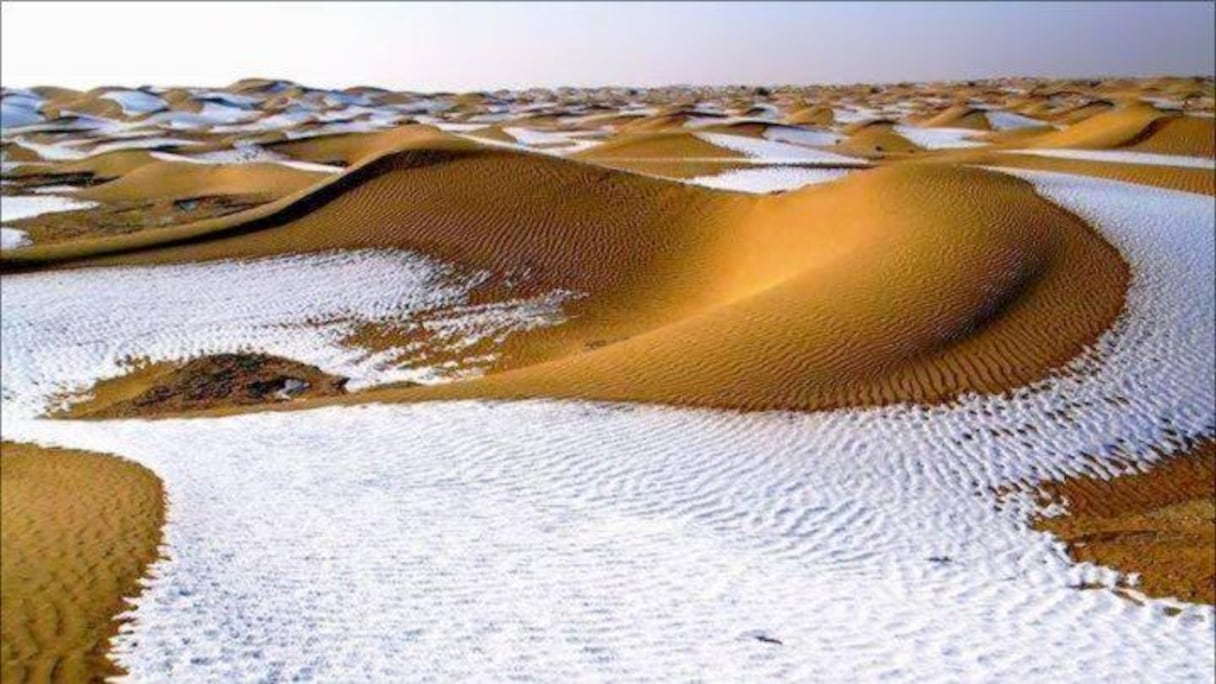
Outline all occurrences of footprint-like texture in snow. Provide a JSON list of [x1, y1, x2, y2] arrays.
[[0, 171, 1213, 681]]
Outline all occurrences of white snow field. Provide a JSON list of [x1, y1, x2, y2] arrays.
[[982, 110, 1049, 131], [0, 227, 30, 250], [761, 125, 843, 147], [150, 148, 345, 174], [0, 91, 45, 130], [893, 125, 988, 149], [1, 194, 99, 223], [685, 166, 853, 193], [0, 171, 1213, 681], [696, 132, 869, 165], [100, 89, 169, 116], [1002, 148, 1216, 170]]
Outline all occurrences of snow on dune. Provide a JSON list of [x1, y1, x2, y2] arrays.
[[761, 125, 843, 147], [1003, 148, 1216, 170], [144, 105, 259, 130], [1, 93, 45, 130], [283, 120, 395, 140], [831, 106, 880, 124], [893, 125, 988, 149], [11, 135, 201, 161], [696, 132, 868, 165], [190, 90, 262, 108], [685, 166, 853, 193], [1, 170, 1212, 680], [100, 89, 168, 116], [503, 126, 577, 146], [150, 147, 344, 174], [1, 195, 98, 223], [501, 127, 604, 154], [0, 227, 30, 250], [0, 250, 576, 419], [212, 109, 317, 133], [984, 110, 1048, 131]]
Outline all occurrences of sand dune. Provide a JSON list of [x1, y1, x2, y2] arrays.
[[0, 442, 163, 682], [1026, 102, 1215, 156], [77, 160, 331, 203], [5, 146, 1125, 413]]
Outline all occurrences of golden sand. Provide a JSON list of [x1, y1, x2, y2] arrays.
[[1034, 441, 1215, 605], [77, 160, 329, 204], [1, 442, 164, 682]]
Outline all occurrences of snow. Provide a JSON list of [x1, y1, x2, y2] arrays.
[[1, 195, 99, 223], [30, 184, 82, 194], [0, 227, 30, 250], [697, 132, 869, 165], [893, 125, 988, 149], [761, 125, 843, 147], [190, 90, 262, 108], [88, 136, 203, 156], [100, 90, 168, 116], [1003, 148, 1216, 170], [685, 166, 853, 193], [11, 135, 201, 161], [10, 137, 90, 161], [429, 122, 490, 133], [283, 120, 391, 140], [0, 250, 577, 419], [503, 126, 579, 146], [197, 102, 260, 124], [150, 147, 344, 174], [144, 105, 258, 130], [832, 106, 881, 124], [1, 96, 44, 130], [212, 109, 317, 133], [499, 127, 603, 154], [984, 110, 1049, 131], [0, 169, 1212, 680]]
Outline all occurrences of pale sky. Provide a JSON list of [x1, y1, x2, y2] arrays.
[[2, 1, 1213, 91]]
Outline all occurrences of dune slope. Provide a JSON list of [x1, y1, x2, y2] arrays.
[[0, 442, 164, 683]]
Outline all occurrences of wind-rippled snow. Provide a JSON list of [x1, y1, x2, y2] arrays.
[[0, 250, 577, 419]]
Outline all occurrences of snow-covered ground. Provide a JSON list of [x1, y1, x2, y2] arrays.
[[11, 135, 202, 161], [100, 89, 169, 116], [686, 166, 853, 193], [151, 147, 345, 174], [1003, 148, 1216, 170], [0, 226, 30, 250], [893, 125, 988, 149], [1, 194, 98, 223], [0, 249, 577, 419], [1, 92, 45, 130], [696, 132, 869, 165], [761, 125, 843, 147], [983, 110, 1048, 131]]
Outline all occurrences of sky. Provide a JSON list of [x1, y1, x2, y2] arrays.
[[2, 1, 1213, 91]]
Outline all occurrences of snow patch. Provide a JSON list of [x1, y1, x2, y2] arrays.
[[1003, 148, 1216, 170], [0, 227, 30, 250], [1, 195, 99, 223], [685, 166, 853, 193]]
